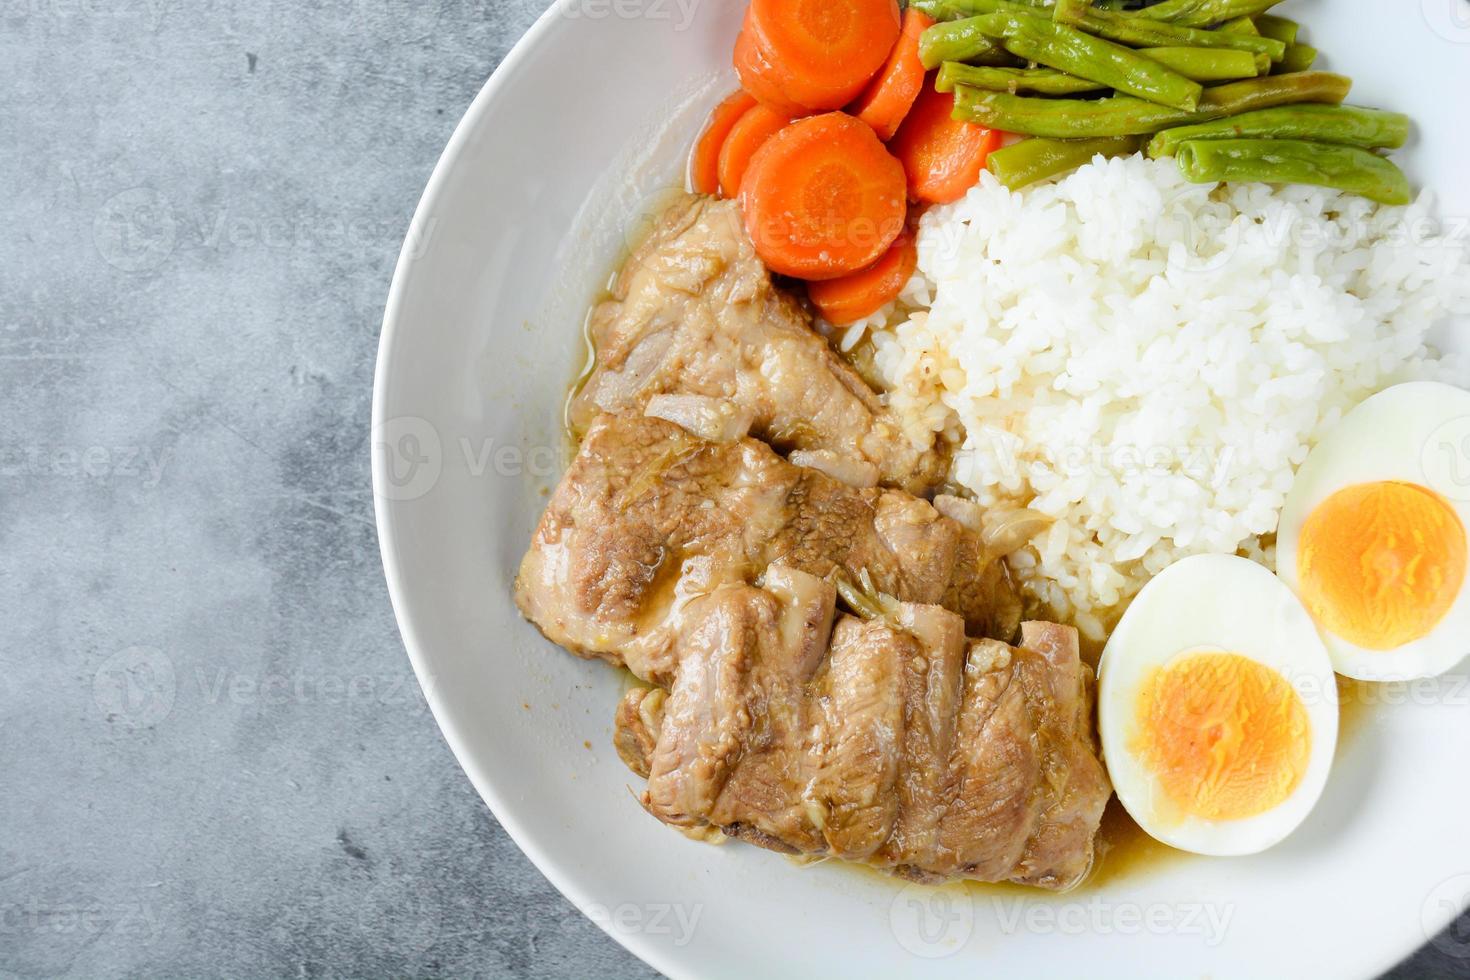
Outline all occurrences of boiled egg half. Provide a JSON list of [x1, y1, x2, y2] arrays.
[[1277, 382, 1470, 682], [1099, 554, 1338, 856]]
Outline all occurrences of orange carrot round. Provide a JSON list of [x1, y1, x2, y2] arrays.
[[890, 76, 1003, 205], [808, 224, 918, 325], [734, 12, 805, 118], [690, 90, 758, 196], [849, 8, 934, 142], [718, 105, 789, 199], [746, 0, 902, 112], [740, 113, 907, 281]]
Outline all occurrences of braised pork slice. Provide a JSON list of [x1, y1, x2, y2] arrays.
[[515, 414, 1021, 686], [805, 616, 906, 860], [872, 604, 968, 874], [569, 195, 943, 494], [612, 686, 663, 780], [611, 573, 1110, 889], [646, 567, 836, 852], [1007, 622, 1113, 888]]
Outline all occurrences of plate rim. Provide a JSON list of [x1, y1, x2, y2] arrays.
[[370, 3, 694, 977]]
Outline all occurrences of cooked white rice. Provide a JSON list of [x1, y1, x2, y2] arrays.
[[859, 154, 1468, 641]]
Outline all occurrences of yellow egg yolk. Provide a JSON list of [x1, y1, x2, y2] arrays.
[[1297, 481, 1467, 651], [1134, 652, 1311, 823]]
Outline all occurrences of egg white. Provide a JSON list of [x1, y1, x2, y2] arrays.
[[1099, 554, 1339, 857], [1277, 382, 1470, 682]]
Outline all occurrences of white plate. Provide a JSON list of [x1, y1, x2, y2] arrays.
[[373, 2, 1470, 976]]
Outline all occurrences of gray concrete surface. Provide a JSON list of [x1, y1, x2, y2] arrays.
[[0, 1, 1466, 977]]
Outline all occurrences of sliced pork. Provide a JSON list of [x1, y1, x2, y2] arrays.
[[611, 571, 1110, 890], [569, 195, 943, 495], [515, 413, 1022, 687]]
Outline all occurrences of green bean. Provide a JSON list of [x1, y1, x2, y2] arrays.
[[918, 0, 1286, 32], [910, 0, 1046, 18], [1253, 13, 1299, 44], [986, 136, 1145, 188], [951, 71, 1352, 138], [1175, 138, 1410, 204], [1080, 8, 1288, 60], [919, 18, 1013, 69], [1115, 0, 1285, 27], [1054, 0, 1090, 24], [1148, 105, 1411, 157], [974, 11, 1205, 109], [915, 0, 1288, 60], [937, 61, 1106, 95], [1275, 43, 1318, 74], [1217, 15, 1260, 35], [1139, 46, 1263, 82], [1195, 70, 1350, 112]]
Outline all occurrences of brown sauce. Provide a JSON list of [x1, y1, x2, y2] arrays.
[[562, 184, 692, 456], [561, 298, 602, 455], [820, 796, 1182, 901], [1078, 797, 1189, 890]]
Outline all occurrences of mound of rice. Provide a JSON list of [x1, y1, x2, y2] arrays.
[[855, 154, 1469, 640]]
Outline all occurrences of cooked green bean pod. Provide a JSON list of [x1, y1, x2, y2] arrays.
[[951, 71, 1352, 138], [937, 61, 1107, 95], [986, 135, 1145, 188], [919, 18, 1014, 69], [1253, 13, 1299, 44], [1147, 104, 1411, 157], [1080, 8, 1288, 60], [1175, 138, 1410, 204], [1275, 44, 1318, 74], [910, 0, 1045, 17], [916, 0, 1289, 60], [973, 11, 1204, 109], [918, 0, 1289, 33], [1114, 0, 1285, 27], [1054, 0, 1090, 24], [1139, 46, 1264, 82], [1217, 15, 1260, 35]]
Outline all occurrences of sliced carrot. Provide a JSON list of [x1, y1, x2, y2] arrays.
[[889, 76, 1003, 204], [746, 0, 902, 112], [734, 12, 805, 118], [808, 224, 918, 326], [740, 113, 907, 281], [718, 105, 789, 199], [849, 8, 934, 142], [690, 90, 758, 196]]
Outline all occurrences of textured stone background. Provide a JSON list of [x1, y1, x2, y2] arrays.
[[0, 0, 1465, 977]]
